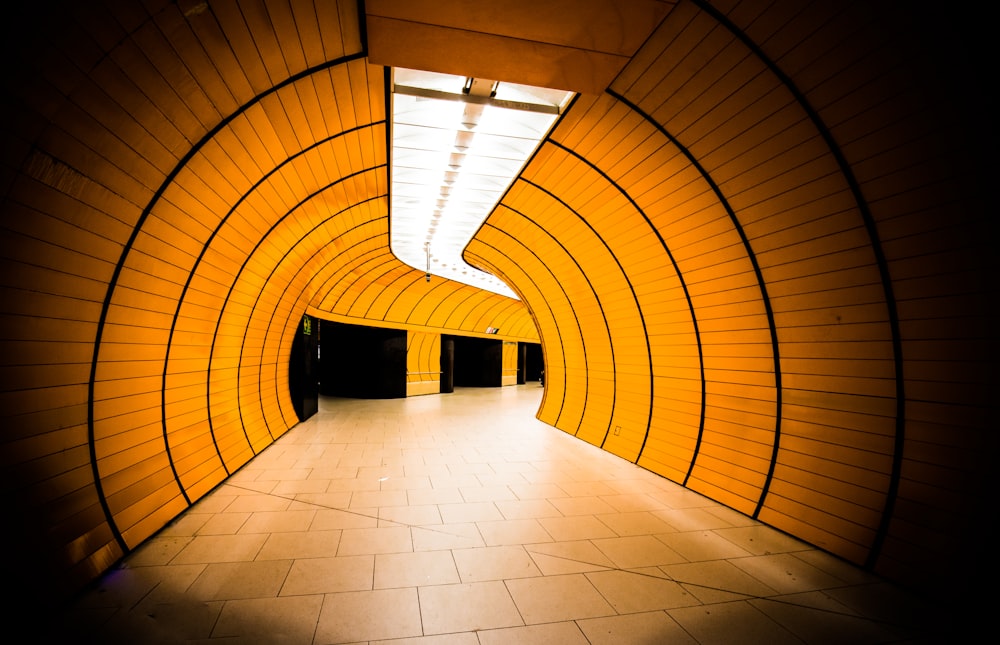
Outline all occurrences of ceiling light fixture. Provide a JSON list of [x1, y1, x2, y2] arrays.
[[389, 68, 573, 298]]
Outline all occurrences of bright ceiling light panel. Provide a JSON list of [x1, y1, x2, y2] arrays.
[[390, 68, 574, 299]]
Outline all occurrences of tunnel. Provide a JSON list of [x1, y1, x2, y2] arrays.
[[0, 0, 992, 635]]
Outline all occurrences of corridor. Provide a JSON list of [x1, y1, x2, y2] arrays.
[[51, 386, 934, 644]]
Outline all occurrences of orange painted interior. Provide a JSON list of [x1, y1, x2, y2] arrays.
[[0, 0, 990, 612]]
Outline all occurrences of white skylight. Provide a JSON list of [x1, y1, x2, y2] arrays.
[[390, 68, 574, 299]]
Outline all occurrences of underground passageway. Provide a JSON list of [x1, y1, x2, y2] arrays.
[[0, 0, 992, 641]]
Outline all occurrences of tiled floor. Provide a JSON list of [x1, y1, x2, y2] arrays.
[[52, 385, 941, 644]]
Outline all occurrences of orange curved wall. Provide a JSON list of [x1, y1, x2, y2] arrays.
[[0, 0, 990, 605]]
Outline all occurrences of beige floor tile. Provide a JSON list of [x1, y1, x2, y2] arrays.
[[586, 569, 701, 612], [411, 523, 485, 551], [578, 610, 698, 645], [127, 535, 193, 566], [556, 481, 620, 497], [439, 501, 505, 523], [658, 529, 754, 561], [505, 573, 614, 624], [669, 601, 804, 644], [378, 475, 433, 490], [349, 489, 409, 509], [198, 512, 252, 535], [452, 545, 541, 582], [307, 466, 359, 480], [791, 549, 884, 586], [223, 492, 293, 513], [185, 493, 238, 514], [548, 496, 618, 516], [280, 555, 374, 595], [255, 529, 341, 560], [237, 509, 317, 534], [592, 534, 686, 568], [337, 525, 413, 555], [494, 498, 562, 520], [477, 621, 591, 645], [447, 462, 494, 475], [419, 581, 524, 634], [653, 507, 736, 531], [729, 553, 845, 594], [374, 550, 460, 588], [359, 464, 406, 480], [600, 492, 667, 512], [315, 587, 422, 643], [171, 533, 268, 564], [713, 525, 812, 555], [407, 486, 465, 505], [187, 560, 292, 600], [378, 503, 443, 526], [287, 490, 353, 510], [476, 472, 530, 487], [525, 540, 615, 575], [430, 474, 483, 488], [537, 515, 618, 541], [459, 484, 517, 502], [157, 513, 211, 537], [649, 485, 719, 508], [371, 633, 480, 645], [212, 594, 323, 643], [750, 593, 920, 643], [327, 476, 381, 492], [476, 518, 553, 546], [595, 510, 676, 536], [507, 482, 568, 500], [254, 468, 312, 482], [401, 463, 453, 478], [310, 507, 379, 530], [662, 560, 779, 600], [489, 460, 537, 474], [704, 503, 757, 525], [518, 469, 572, 485]]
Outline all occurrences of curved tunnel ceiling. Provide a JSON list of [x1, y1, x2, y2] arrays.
[[0, 0, 991, 608]]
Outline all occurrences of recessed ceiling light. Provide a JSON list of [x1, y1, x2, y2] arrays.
[[389, 68, 573, 298]]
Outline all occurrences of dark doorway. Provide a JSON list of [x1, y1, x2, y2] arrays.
[[288, 314, 319, 421], [449, 335, 503, 387], [522, 342, 543, 383], [440, 336, 455, 393], [319, 320, 406, 398]]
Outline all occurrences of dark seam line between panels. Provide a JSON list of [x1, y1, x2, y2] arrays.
[[463, 250, 544, 338], [445, 287, 495, 333], [607, 88, 781, 517], [549, 137, 705, 469], [473, 215, 586, 432], [378, 273, 435, 321], [209, 143, 381, 462], [518, 179, 629, 444], [233, 169, 386, 443], [311, 245, 387, 307], [88, 51, 369, 551], [398, 279, 489, 333], [326, 252, 399, 313], [454, 286, 509, 332], [264, 197, 387, 425], [163, 123, 379, 484], [532, 144, 651, 454], [361, 264, 424, 322], [689, 0, 904, 562]]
